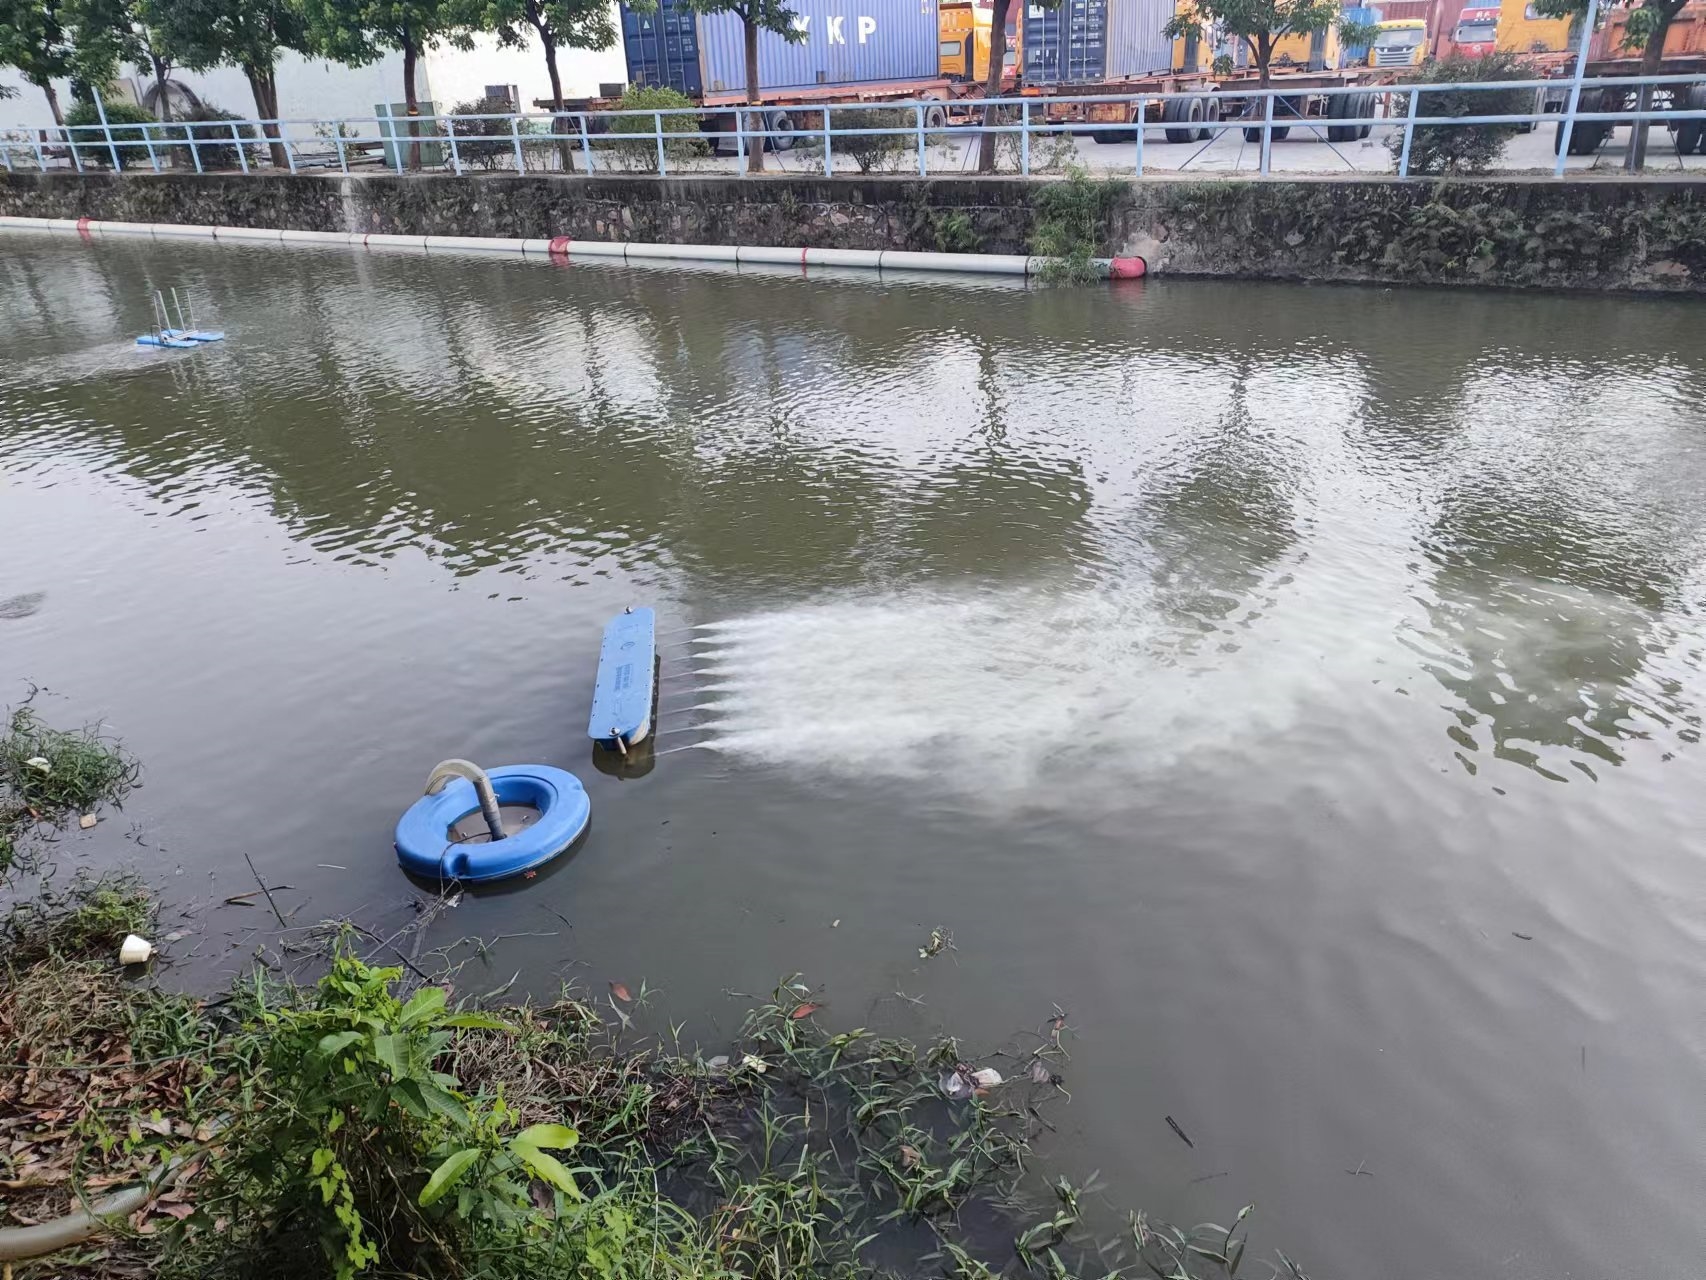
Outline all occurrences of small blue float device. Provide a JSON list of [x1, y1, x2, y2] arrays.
[[588, 607, 657, 752], [395, 759, 589, 883], [136, 288, 224, 349]]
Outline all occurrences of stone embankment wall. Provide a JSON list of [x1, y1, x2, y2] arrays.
[[4, 172, 1704, 292]]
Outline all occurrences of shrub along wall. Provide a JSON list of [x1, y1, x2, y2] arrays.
[[3, 171, 1704, 293]]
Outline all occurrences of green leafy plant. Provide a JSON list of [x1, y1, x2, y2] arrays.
[[189, 950, 520, 1279], [832, 106, 911, 173], [63, 97, 161, 169], [176, 102, 263, 169], [447, 94, 516, 170], [594, 83, 706, 173], [1387, 51, 1534, 175], [1031, 165, 1127, 283]]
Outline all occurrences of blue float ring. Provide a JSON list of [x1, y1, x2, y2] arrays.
[[394, 765, 590, 883]]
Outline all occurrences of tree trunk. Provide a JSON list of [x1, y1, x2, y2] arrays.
[[975, 0, 1013, 172], [543, 32, 574, 173], [246, 66, 287, 169], [151, 55, 172, 123], [745, 16, 764, 173], [1627, 17, 1674, 171], [40, 79, 64, 129], [402, 40, 422, 171]]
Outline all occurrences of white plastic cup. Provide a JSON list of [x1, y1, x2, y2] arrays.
[[119, 934, 154, 965]]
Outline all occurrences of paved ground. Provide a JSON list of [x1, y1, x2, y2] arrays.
[[742, 119, 1706, 178]]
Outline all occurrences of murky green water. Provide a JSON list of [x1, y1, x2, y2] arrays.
[[3, 234, 1705, 1279]]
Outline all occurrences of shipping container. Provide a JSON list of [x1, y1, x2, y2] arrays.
[[1341, 5, 1381, 63], [1370, 0, 1432, 22], [1021, 0, 1174, 84], [622, 0, 704, 96], [622, 0, 940, 97], [1591, 0, 1706, 60]]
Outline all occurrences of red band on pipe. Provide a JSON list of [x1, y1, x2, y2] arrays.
[[801, 246, 808, 269], [75, 216, 92, 238], [548, 236, 572, 256], [1108, 256, 1146, 280]]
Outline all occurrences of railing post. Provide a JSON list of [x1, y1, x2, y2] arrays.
[[1134, 96, 1145, 176], [915, 104, 926, 176], [579, 113, 593, 172], [1259, 91, 1273, 176], [654, 110, 666, 174], [188, 123, 203, 174], [92, 86, 122, 171], [445, 116, 462, 174], [511, 115, 525, 172], [69, 126, 85, 174], [1, 143, 12, 174], [1554, 0, 1600, 175], [233, 121, 249, 173], [334, 126, 347, 174], [142, 121, 160, 172], [1020, 100, 1031, 175], [283, 121, 297, 173], [736, 108, 747, 172], [823, 106, 832, 175], [1397, 86, 1419, 178], [29, 131, 45, 170], [385, 104, 404, 174]]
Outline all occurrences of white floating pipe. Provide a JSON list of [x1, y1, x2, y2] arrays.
[[0, 216, 1147, 280]]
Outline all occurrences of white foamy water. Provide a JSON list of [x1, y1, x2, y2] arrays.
[[685, 578, 1391, 806]]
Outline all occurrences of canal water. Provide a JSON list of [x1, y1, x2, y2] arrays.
[[2, 235, 1704, 1279]]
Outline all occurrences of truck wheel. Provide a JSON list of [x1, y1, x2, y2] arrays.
[[1680, 86, 1706, 154], [1554, 118, 1605, 155], [1326, 91, 1355, 143], [1196, 96, 1219, 142], [1271, 126, 1291, 142], [1358, 94, 1375, 138], [924, 104, 947, 131], [1091, 130, 1126, 145], [765, 111, 795, 152], [1163, 97, 1196, 144], [1243, 125, 1263, 143]]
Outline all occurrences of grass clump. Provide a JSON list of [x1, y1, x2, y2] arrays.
[[2, 870, 154, 965], [0, 702, 137, 873]]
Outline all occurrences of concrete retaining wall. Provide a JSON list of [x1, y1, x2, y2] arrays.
[[4, 172, 1705, 292]]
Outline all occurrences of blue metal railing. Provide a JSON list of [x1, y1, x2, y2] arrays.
[[5, 68, 1705, 182]]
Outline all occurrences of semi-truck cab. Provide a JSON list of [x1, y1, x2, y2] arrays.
[[1449, 6, 1501, 56], [1369, 18, 1428, 68]]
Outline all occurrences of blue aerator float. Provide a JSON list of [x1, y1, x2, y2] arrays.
[[395, 759, 590, 883], [588, 606, 657, 754], [136, 288, 224, 349]]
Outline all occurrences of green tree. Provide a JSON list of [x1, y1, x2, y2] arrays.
[[681, 0, 803, 172], [1533, 0, 1687, 167], [297, 0, 475, 169], [0, 0, 126, 125], [474, 0, 616, 170], [151, 0, 309, 167], [1163, 0, 1376, 88]]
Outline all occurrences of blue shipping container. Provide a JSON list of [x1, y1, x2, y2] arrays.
[[622, 0, 704, 97], [1341, 4, 1380, 64], [622, 0, 939, 97], [1022, 0, 1173, 84]]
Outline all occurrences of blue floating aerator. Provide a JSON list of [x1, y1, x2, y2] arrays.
[[137, 288, 224, 348], [395, 759, 589, 883], [588, 607, 657, 752]]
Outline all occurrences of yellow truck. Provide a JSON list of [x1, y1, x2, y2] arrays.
[[1368, 18, 1428, 68], [939, 0, 1020, 84]]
